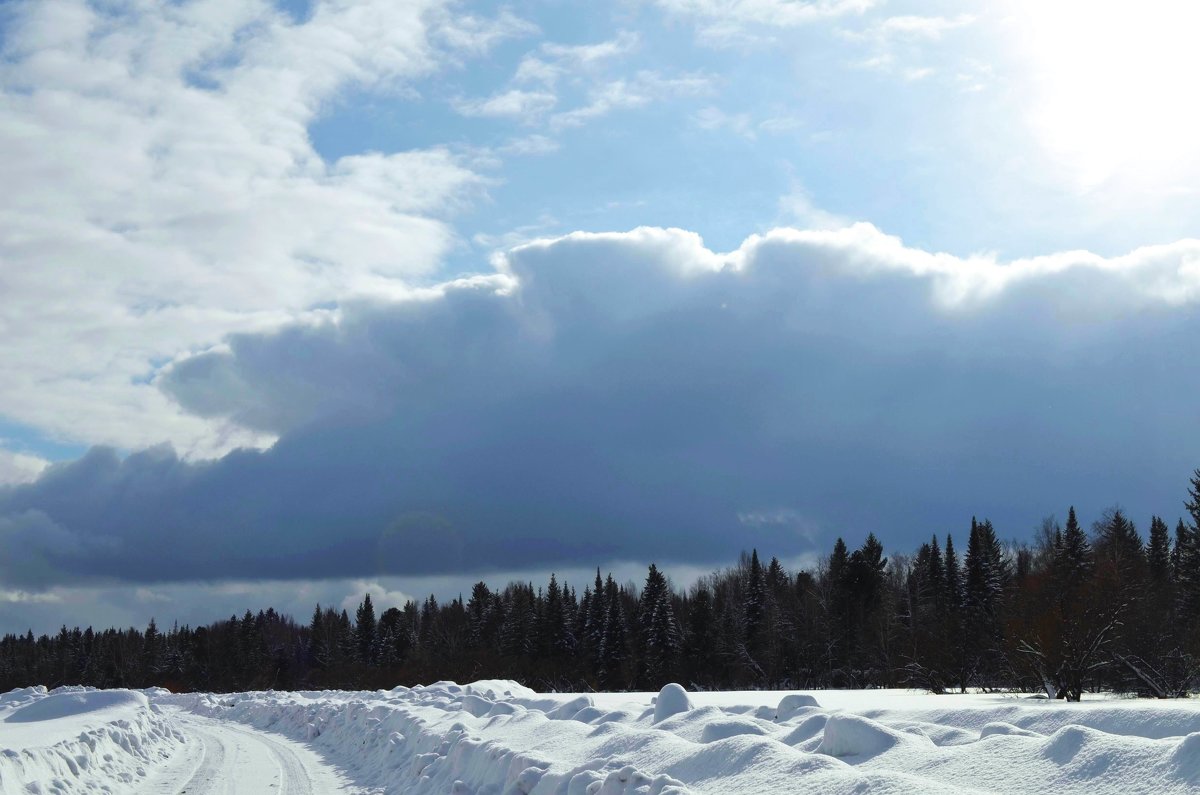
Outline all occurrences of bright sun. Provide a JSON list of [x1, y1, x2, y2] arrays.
[[1012, 1, 1200, 189]]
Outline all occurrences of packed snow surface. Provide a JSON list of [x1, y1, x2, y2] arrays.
[[4, 682, 1200, 793]]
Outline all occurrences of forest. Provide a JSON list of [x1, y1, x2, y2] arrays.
[[2, 471, 1199, 701]]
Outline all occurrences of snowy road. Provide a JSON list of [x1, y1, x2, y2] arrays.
[[139, 710, 369, 794]]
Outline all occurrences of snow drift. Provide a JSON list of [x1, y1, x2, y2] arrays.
[[0, 685, 183, 793], [6, 682, 1200, 793], [157, 684, 1200, 794]]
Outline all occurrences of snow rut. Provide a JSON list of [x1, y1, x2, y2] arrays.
[[139, 711, 359, 794]]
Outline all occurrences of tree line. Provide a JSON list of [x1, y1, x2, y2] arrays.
[[3, 471, 1200, 699]]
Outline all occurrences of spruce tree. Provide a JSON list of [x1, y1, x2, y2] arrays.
[[743, 550, 767, 666], [1187, 468, 1200, 532], [1057, 506, 1093, 597], [586, 569, 607, 674], [684, 585, 716, 687], [943, 534, 961, 608], [466, 582, 493, 648], [141, 618, 161, 679], [1093, 508, 1144, 588], [598, 575, 626, 689], [355, 594, 377, 665], [1148, 516, 1172, 588], [543, 574, 567, 661], [308, 604, 329, 671], [639, 564, 680, 687], [1175, 518, 1200, 626]]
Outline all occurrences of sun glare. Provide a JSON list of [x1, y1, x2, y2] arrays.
[[1012, 1, 1200, 189]]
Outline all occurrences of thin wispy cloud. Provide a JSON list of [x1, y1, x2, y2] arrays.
[[843, 13, 975, 76], [654, 0, 877, 46], [453, 89, 558, 120]]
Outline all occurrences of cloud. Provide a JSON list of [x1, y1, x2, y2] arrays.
[[497, 134, 561, 157], [453, 31, 686, 133], [692, 107, 807, 140], [516, 31, 642, 86], [453, 89, 558, 121], [454, 33, 704, 135], [777, 185, 849, 230], [0, 510, 103, 589], [2, 223, 1200, 592], [843, 14, 975, 77], [0, 449, 49, 486], [0, 0, 489, 458], [549, 72, 713, 131], [433, 8, 539, 56], [693, 106, 757, 139], [653, 0, 876, 46]]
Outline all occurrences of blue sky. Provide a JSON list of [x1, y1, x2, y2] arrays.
[[1, 0, 1199, 632]]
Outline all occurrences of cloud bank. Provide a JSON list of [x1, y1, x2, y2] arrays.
[[2, 223, 1199, 589]]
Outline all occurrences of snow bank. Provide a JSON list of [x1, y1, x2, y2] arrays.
[[0, 686, 183, 793], [155, 685, 1200, 794], [9, 681, 1198, 793], [6, 689, 145, 723]]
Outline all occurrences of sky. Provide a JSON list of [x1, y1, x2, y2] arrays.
[[1, 0, 1200, 634]]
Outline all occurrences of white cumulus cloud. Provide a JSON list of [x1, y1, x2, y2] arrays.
[[0, 0, 493, 458]]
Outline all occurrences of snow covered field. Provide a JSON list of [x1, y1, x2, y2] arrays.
[[3, 682, 1200, 794]]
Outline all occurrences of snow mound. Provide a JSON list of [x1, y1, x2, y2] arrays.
[[776, 693, 821, 722], [816, 713, 932, 759], [0, 686, 182, 794], [699, 718, 771, 743], [0, 685, 48, 709], [5, 689, 146, 723], [653, 684, 691, 724], [1043, 725, 1100, 764], [980, 722, 1043, 739], [1171, 732, 1200, 781], [782, 713, 829, 745]]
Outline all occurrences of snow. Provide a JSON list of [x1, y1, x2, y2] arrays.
[[4, 683, 1200, 793], [0, 686, 183, 793], [652, 683, 692, 723], [775, 693, 821, 722]]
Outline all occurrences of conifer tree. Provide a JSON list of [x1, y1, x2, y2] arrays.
[[542, 574, 567, 662], [597, 575, 627, 688], [743, 550, 767, 669], [1057, 507, 1093, 592], [683, 584, 716, 687], [639, 564, 680, 687], [1092, 508, 1144, 589], [585, 569, 607, 674], [355, 594, 377, 665], [308, 605, 329, 671], [1148, 516, 1172, 588]]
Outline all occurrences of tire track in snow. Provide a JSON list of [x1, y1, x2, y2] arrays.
[[139, 710, 362, 794]]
